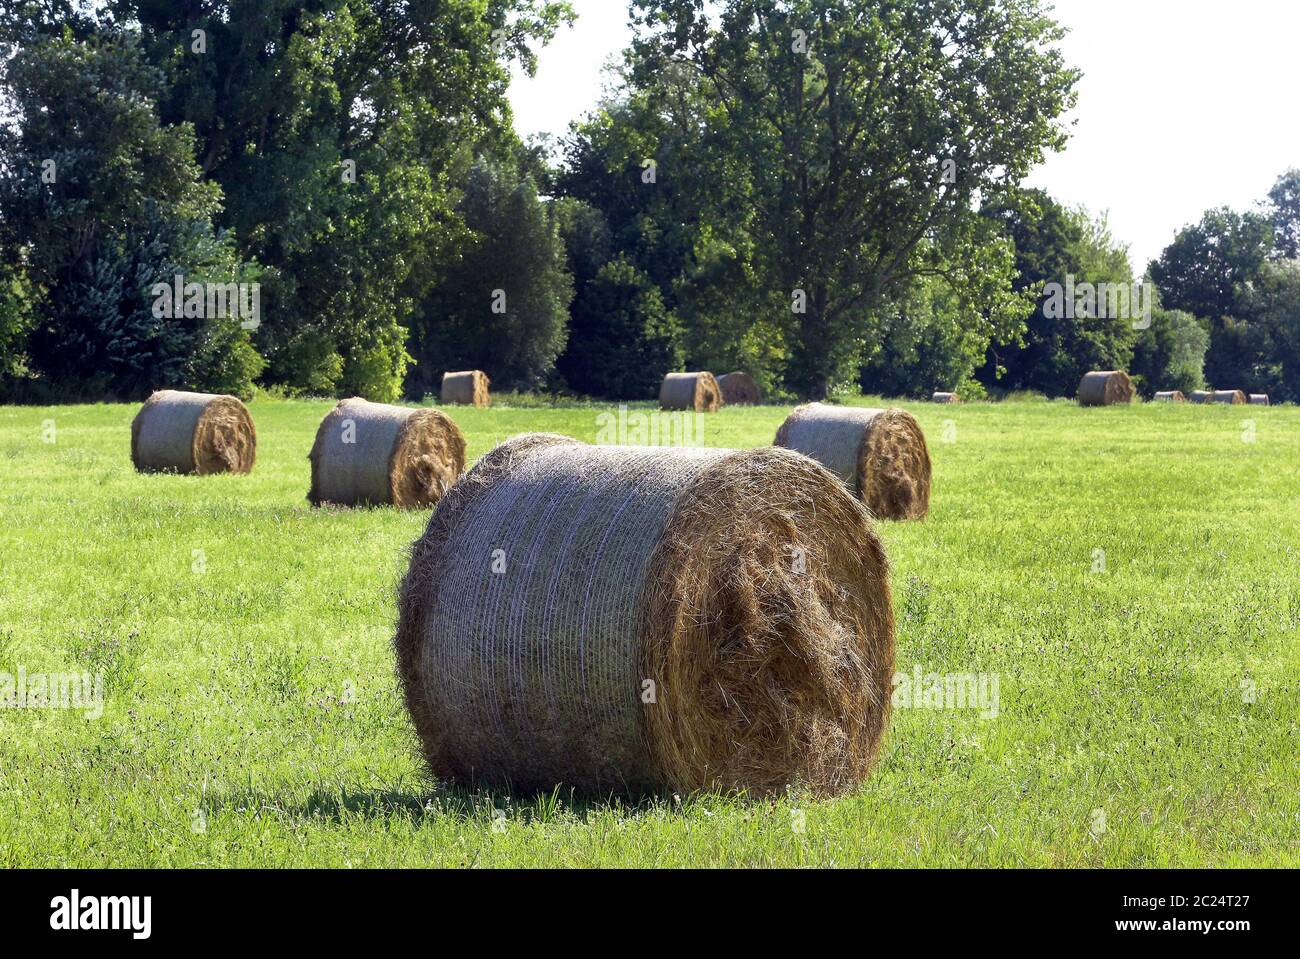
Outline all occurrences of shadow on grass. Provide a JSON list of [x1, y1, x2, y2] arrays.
[[205, 779, 692, 827]]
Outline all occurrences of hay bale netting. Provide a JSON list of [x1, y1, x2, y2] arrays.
[[1213, 390, 1247, 405], [931, 392, 961, 404], [440, 370, 490, 407], [308, 398, 465, 509], [1153, 391, 1187, 403], [717, 371, 761, 406], [1189, 390, 1214, 404], [395, 434, 895, 796], [773, 404, 931, 521], [1077, 370, 1135, 407], [1250, 394, 1271, 406], [130, 390, 256, 475], [659, 372, 723, 412]]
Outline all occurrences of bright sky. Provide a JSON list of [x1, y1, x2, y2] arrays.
[[509, 0, 1300, 272]]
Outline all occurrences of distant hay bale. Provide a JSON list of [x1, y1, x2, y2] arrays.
[[659, 371, 723, 411], [440, 371, 490, 407], [1249, 394, 1271, 406], [130, 390, 256, 475], [717, 371, 761, 405], [774, 404, 931, 521], [931, 392, 961, 404], [308, 398, 465, 509], [1077, 370, 1134, 406], [395, 434, 894, 796], [1189, 390, 1213, 404], [1213, 390, 1247, 405], [1153, 391, 1186, 403]]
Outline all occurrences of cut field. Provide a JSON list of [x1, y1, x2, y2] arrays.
[[0, 396, 1297, 866]]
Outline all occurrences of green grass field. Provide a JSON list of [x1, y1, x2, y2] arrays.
[[1, 396, 1297, 867]]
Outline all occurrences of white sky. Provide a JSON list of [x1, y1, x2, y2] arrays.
[[509, 0, 1300, 271]]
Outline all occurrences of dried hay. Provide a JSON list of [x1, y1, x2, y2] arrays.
[[1077, 370, 1134, 406], [1213, 390, 1247, 405], [1153, 391, 1187, 403], [130, 390, 256, 475], [394, 434, 894, 796], [309, 398, 465, 509], [1249, 394, 1271, 406], [717, 371, 762, 405], [931, 392, 961, 404], [659, 372, 722, 412], [774, 404, 931, 521], [440, 370, 491, 407]]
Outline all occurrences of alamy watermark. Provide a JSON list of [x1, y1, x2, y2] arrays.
[[1043, 275, 1152, 330], [151, 274, 260, 330], [50, 890, 150, 939], [1, 668, 104, 719], [892, 665, 1000, 719], [595, 405, 704, 447]]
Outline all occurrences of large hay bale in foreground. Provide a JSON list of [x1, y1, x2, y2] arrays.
[[931, 392, 961, 404], [130, 390, 256, 475], [440, 371, 490, 407], [1213, 390, 1247, 405], [309, 398, 465, 509], [1189, 390, 1213, 404], [717, 371, 761, 405], [395, 434, 894, 796], [1153, 391, 1186, 403], [1250, 394, 1271, 406], [774, 404, 931, 521], [659, 371, 722, 411], [1077, 370, 1134, 406]]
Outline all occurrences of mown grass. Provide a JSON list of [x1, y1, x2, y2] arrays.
[[0, 395, 1297, 867]]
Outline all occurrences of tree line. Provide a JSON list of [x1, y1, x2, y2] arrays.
[[1, 1, 1297, 404]]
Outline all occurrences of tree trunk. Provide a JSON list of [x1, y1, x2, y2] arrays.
[[788, 289, 835, 400]]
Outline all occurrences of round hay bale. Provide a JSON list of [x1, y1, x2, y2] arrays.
[[1077, 370, 1134, 406], [659, 372, 722, 412], [717, 371, 761, 405], [1153, 391, 1186, 403], [1249, 394, 1271, 406], [773, 404, 931, 521], [308, 398, 465, 509], [130, 390, 256, 475], [931, 392, 961, 404], [1189, 390, 1213, 404], [395, 434, 894, 797], [1213, 390, 1247, 405], [440, 370, 490, 407]]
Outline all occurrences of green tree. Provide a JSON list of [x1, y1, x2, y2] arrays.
[[1130, 307, 1208, 397], [0, 260, 35, 387], [409, 158, 573, 394], [860, 274, 993, 399], [1149, 208, 1273, 321], [557, 255, 681, 399], [0, 31, 262, 399], [624, 0, 1078, 398], [1268, 168, 1300, 260], [559, 67, 780, 390], [107, 0, 573, 399], [981, 191, 1139, 396], [1244, 260, 1300, 401], [1148, 208, 1274, 390]]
